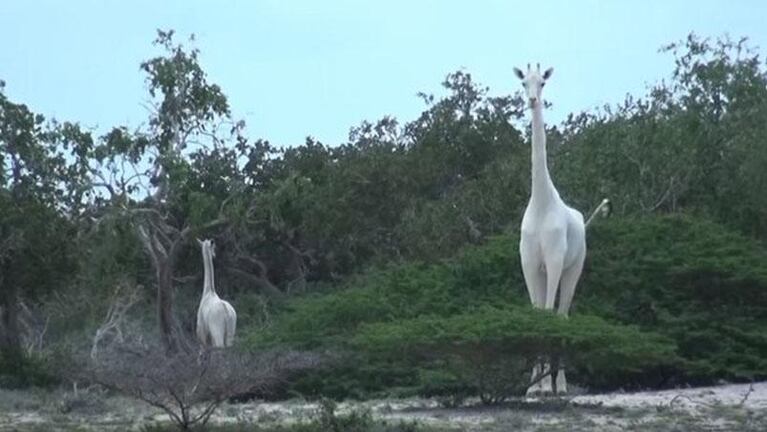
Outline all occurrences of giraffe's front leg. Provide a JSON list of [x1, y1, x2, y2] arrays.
[[527, 361, 554, 396], [556, 368, 567, 395], [541, 230, 567, 310]]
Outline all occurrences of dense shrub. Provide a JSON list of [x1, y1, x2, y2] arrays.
[[246, 214, 767, 399], [248, 233, 523, 349], [354, 306, 676, 402], [580, 215, 767, 385], [0, 351, 58, 389]]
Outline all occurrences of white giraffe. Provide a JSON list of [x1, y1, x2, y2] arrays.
[[514, 63, 585, 395], [196, 239, 237, 348]]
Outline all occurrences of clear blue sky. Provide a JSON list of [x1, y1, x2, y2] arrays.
[[2, 0, 766, 147]]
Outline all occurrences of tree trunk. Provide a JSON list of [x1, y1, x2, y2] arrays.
[[157, 263, 180, 353], [0, 278, 21, 356], [1, 159, 23, 356], [137, 223, 191, 354]]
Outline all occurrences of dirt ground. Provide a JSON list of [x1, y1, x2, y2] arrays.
[[1, 382, 765, 431]]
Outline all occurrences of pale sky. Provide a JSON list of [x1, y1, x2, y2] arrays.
[[2, 0, 766, 147]]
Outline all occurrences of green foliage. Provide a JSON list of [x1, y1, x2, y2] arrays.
[[354, 306, 674, 369], [0, 351, 58, 389], [250, 233, 523, 350], [394, 156, 529, 261], [4, 29, 767, 405], [230, 72, 528, 282], [558, 34, 767, 238], [46, 215, 149, 343], [354, 306, 676, 401], [0, 88, 86, 354], [141, 30, 230, 155], [244, 233, 526, 398], [581, 215, 767, 384], [249, 214, 767, 398]]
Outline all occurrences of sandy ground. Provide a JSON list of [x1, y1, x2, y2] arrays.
[[1, 382, 766, 431]]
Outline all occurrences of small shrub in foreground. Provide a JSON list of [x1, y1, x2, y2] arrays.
[[72, 342, 321, 431]]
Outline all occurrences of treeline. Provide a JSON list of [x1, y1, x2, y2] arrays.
[[1, 32, 766, 399]]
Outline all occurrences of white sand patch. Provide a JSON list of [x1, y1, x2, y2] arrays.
[[573, 381, 767, 412], [1, 381, 765, 430]]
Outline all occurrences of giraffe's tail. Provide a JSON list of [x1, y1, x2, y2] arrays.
[[585, 198, 611, 229]]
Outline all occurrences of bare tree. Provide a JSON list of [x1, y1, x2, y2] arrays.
[[78, 342, 322, 430], [90, 281, 143, 360], [0, 232, 22, 354], [16, 302, 49, 356]]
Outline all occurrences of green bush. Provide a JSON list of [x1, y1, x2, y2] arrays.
[[0, 351, 58, 389], [244, 235, 526, 398], [581, 215, 767, 385], [246, 215, 767, 399], [248, 233, 524, 349], [353, 305, 676, 402]]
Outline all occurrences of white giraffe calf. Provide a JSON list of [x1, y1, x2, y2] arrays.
[[197, 239, 236, 348]]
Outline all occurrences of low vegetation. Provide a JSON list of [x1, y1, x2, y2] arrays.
[[247, 215, 767, 401]]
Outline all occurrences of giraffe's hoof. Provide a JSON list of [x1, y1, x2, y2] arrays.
[[526, 388, 555, 397]]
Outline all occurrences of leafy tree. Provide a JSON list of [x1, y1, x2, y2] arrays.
[[86, 31, 240, 352], [0, 81, 92, 358], [558, 34, 767, 239]]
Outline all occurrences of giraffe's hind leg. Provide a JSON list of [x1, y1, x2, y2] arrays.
[[553, 257, 585, 394], [520, 238, 548, 395]]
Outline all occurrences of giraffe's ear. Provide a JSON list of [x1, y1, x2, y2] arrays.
[[197, 238, 204, 247], [513, 67, 525, 80], [543, 67, 554, 80]]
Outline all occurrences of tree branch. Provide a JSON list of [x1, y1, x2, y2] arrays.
[[226, 267, 284, 300], [136, 225, 160, 270], [649, 176, 676, 212]]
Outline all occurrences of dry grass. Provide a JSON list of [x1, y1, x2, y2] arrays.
[[1, 383, 766, 431]]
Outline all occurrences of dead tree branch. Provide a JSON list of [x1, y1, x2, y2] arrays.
[[91, 282, 143, 360], [77, 341, 323, 430]]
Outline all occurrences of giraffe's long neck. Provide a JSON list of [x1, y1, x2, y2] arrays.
[[530, 101, 557, 205], [202, 246, 216, 297]]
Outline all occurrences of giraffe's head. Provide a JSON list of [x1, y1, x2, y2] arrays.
[[197, 238, 216, 258], [513, 63, 553, 108]]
